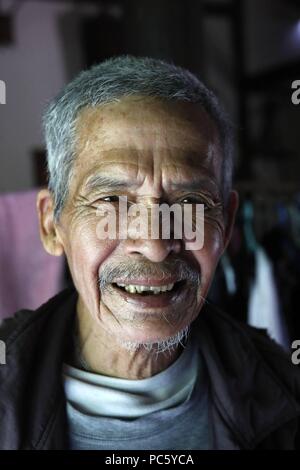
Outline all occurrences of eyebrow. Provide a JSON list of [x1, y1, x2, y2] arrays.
[[84, 174, 135, 192], [84, 173, 220, 196], [170, 178, 220, 194]]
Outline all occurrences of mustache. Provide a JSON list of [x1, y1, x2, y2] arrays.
[[98, 258, 201, 291]]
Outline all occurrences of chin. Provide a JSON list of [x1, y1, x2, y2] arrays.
[[112, 322, 191, 353]]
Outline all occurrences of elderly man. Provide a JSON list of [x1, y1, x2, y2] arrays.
[[0, 56, 300, 450]]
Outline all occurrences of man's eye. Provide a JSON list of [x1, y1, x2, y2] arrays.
[[181, 197, 196, 204], [181, 197, 209, 210], [100, 196, 120, 203], [181, 197, 204, 204]]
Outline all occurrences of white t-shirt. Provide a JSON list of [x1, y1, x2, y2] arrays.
[[62, 334, 199, 418]]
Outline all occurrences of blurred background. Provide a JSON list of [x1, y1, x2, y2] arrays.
[[0, 0, 299, 349]]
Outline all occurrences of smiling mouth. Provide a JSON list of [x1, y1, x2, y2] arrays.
[[112, 280, 185, 296]]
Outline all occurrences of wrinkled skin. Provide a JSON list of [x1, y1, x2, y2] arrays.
[[37, 96, 238, 379]]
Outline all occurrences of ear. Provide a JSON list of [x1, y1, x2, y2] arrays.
[[222, 190, 239, 252], [36, 189, 64, 256]]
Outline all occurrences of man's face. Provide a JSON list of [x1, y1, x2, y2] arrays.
[[52, 96, 237, 345]]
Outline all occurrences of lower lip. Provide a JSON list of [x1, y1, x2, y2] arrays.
[[110, 282, 186, 308]]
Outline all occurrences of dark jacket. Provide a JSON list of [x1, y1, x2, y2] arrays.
[[0, 287, 300, 450]]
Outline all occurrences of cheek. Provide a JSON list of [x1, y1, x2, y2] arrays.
[[63, 221, 118, 314], [192, 221, 225, 287], [204, 220, 225, 255]]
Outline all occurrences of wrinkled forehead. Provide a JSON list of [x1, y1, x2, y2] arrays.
[[75, 96, 221, 154], [71, 97, 223, 196]]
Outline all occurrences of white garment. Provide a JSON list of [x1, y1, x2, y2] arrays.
[[248, 247, 289, 350], [62, 335, 199, 419]]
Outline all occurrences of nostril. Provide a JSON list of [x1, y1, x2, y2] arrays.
[[171, 238, 182, 254], [123, 237, 183, 262]]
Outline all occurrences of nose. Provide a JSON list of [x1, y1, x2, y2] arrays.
[[123, 238, 182, 262], [121, 197, 183, 262]]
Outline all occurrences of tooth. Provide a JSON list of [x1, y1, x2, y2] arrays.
[[125, 285, 137, 293], [153, 287, 161, 294], [121, 283, 175, 294]]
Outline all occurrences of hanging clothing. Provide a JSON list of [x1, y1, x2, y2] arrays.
[[248, 247, 289, 350], [0, 189, 64, 318]]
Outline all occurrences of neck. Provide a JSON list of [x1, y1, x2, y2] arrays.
[[70, 299, 184, 380]]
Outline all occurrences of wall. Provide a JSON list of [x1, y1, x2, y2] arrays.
[[0, 0, 88, 193]]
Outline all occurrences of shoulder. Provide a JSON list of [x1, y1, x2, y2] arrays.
[[199, 303, 300, 397], [0, 288, 77, 348]]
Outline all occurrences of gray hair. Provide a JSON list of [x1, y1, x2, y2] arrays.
[[43, 55, 234, 219]]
